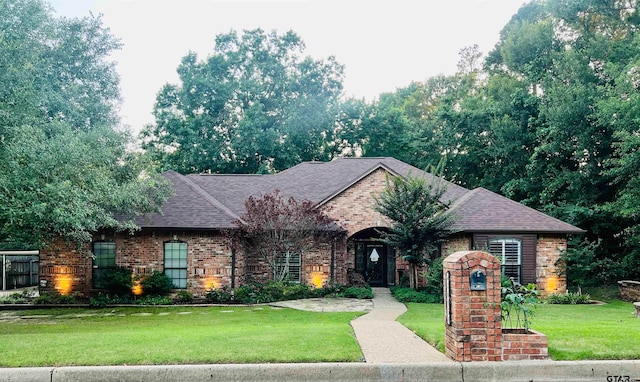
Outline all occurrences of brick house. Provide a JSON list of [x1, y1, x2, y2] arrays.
[[38, 157, 584, 297]]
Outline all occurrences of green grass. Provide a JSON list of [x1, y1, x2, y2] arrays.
[[398, 300, 640, 360], [0, 306, 364, 367]]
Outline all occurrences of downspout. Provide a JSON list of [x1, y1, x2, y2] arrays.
[[231, 247, 236, 289], [330, 240, 335, 283]]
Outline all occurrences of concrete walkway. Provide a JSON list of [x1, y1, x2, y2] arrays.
[[351, 287, 451, 363], [273, 287, 451, 364]]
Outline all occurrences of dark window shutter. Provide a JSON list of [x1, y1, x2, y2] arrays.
[[472, 234, 489, 251], [521, 235, 536, 284]]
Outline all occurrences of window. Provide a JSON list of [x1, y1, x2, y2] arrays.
[[92, 241, 116, 288], [164, 241, 187, 289], [489, 238, 522, 283], [275, 252, 301, 283]]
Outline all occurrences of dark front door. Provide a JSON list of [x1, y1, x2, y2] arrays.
[[365, 243, 385, 286]]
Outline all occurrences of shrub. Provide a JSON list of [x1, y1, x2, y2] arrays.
[[390, 286, 441, 303], [89, 293, 132, 307], [347, 270, 368, 288], [421, 257, 444, 302], [340, 286, 373, 299], [139, 271, 174, 296], [205, 286, 234, 304], [0, 290, 33, 304], [95, 266, 133, 296], [545, 292, 592, 305], [134, 295, 173, 305], [33, 291, 76, 305], [174, 290, 194, 304]]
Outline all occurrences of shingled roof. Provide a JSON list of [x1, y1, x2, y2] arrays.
[[136, 157, 584, 234]]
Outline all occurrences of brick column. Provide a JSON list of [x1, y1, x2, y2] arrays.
[[443, 251, 502, 362]]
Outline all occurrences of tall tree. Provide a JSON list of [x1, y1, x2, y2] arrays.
[[141, 29, 345, 174], [374, 172, 455, 289], [0, 0, 171, 249]]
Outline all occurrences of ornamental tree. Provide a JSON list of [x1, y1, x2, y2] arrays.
[[374, 172, 455, 289], [232, 190, 342, 282]]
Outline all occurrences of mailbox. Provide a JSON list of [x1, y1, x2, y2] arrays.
[[470, 269, 486, 291]]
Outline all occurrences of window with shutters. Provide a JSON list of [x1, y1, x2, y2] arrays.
[[164, 241, 187, 289], [489, 238, 522, 283], [275, 252, 301, 283]]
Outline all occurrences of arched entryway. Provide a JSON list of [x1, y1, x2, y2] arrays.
[[351, 228, 396, 287]]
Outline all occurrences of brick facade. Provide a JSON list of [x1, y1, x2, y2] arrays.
[[444, 251, 503, 362], [536, 234, 567, 295], [322, 168, 391, 238], [37, 167, 570, 297]]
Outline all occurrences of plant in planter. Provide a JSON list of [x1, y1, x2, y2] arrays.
[[501, 278, 539, 332]]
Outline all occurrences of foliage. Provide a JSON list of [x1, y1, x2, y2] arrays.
[[501, 278, 539, 331], [545, 292, 592, 305], [204, 281, 371, 304], [89, 293, 131, 308], [420, 256, 444, 299], [558, 238, 619, 292], [173, 291, 194, 304], [0, 0, 171, 250], [374, 171, 455, 289], [134, 295, 174, 305], [138, 271, 175, 296], [390, 286, 442, 303], [232, 189, 342, 282], [340, 286, 373, 299], [33, 292, 76, 305], [141, 28, 346, 174], [0, 289, 35, 304], [94, 266, 133, 297]]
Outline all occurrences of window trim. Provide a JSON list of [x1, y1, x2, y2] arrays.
[[92, 241, 116, 288], [163, 240, 187, 289], [489, 238, 522, 283]]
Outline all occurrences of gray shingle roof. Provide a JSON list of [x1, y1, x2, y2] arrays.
[[135, 157, 584, 234]]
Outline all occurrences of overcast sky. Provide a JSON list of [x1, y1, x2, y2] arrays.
[[48, 0, 527, 135]]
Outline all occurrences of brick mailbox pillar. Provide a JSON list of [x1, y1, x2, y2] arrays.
[[443, 251, 502, 362]]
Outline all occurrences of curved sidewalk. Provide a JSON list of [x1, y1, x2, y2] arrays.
[[351, 287, 451, 363]]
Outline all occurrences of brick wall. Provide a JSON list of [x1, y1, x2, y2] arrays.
[[322, 168, 391, 238], [444, 251, 502, 362], [39, 238, 92, 297], [536, 234, 567, 296], [502, 329, 549, 361]]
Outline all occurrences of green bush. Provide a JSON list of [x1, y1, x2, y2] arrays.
[[134, 295, 173, 305], [340, 286, 373, 299], [89, 293, 133, 307], [0, 290, 33, 304], [174, 290, 194, 304], [205, 286, 234, 304], [95, 266, 132, 296], [139, 271, 174, 296], [390, 286, 441, 303], [545, 292, 592, 304], [33, 291, 76, 305]]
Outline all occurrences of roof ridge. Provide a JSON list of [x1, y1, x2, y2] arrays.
[[175, 173, 243, 223], [446, 188, 481, 213]]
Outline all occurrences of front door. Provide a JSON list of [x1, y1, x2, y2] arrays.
[[365, 243, 385, 286]]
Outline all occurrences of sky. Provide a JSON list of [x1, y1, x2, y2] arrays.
[[48, 0, 528, 135]]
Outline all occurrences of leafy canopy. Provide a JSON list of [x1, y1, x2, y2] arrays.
[[0, 0, 171, 249]]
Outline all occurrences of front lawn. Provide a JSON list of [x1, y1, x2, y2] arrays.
[[0, 306, 364, 367], [398, 300, 640, 360]]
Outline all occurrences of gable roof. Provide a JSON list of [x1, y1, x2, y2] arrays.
[[447, 187, 585, 234], [135, 157, 584, 234]]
